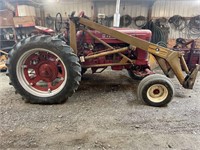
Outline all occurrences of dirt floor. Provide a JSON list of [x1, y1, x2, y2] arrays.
[[0, 69, 200, 150]]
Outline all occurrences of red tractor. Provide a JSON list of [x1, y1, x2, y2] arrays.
[[6, 12, 199, 107]]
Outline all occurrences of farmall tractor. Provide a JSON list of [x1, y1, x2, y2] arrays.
[[7, 12, 199, 106]]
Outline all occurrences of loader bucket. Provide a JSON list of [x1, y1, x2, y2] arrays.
[[183, 64, 200, 89]]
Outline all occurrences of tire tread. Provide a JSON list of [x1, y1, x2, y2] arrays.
[[7, 35, 81, 104]]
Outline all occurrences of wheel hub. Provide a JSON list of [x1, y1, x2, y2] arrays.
[[147, 84, 168, 102], [38, 62, 58, 82], [21, 50, 66, 92], [153, 89, 160, 95]]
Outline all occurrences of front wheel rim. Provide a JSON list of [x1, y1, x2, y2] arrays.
[[16, 48, 67, 98], [147, 84, 168, 103]]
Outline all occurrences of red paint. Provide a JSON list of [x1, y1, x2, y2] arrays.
[[77, 28, 152, 72], [77, 28, 151, 44], [23, 52, 65, 91]]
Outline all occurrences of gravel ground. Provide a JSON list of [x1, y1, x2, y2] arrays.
[[0, 69, 200, 150]]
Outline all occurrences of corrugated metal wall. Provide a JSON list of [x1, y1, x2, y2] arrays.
[[43, 0, 200, 39], [43, 0, 93, 18], [94, 0, 200, 39], [152, 0, 200, 18], [94, 0, 150, 28], [95, 0, 149, 17], [94, 0, 200, 18], [152, 0, 200, 39]]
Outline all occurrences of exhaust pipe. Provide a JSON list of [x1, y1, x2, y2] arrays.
[[113, 0, 121, 27]]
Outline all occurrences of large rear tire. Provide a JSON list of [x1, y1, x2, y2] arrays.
[[7, 35, 81, 104], [137, 74, 174, 107]]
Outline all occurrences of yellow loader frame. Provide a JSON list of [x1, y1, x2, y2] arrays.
[[69, 17, 199, 89]]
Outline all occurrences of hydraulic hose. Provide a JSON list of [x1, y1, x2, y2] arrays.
[[142, 21, 166, 45]]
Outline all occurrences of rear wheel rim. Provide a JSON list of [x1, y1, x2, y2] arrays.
[[16, 48, 67, 97], [147, 84, 168, 103]]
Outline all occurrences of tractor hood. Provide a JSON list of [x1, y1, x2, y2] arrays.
[[77, 28, 152, 44]]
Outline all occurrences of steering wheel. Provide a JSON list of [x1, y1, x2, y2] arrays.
[[55, 13, 62, 32]]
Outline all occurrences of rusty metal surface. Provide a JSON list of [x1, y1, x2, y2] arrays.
[[0, 55, 7, 71], [0, 50, 8, 71]]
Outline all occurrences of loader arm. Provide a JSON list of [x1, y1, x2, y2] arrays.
[[70, 17, 199, 89]]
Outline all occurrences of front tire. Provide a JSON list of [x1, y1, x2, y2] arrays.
[[137, 74, 174, 107], [7, 35, 81, 104]]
